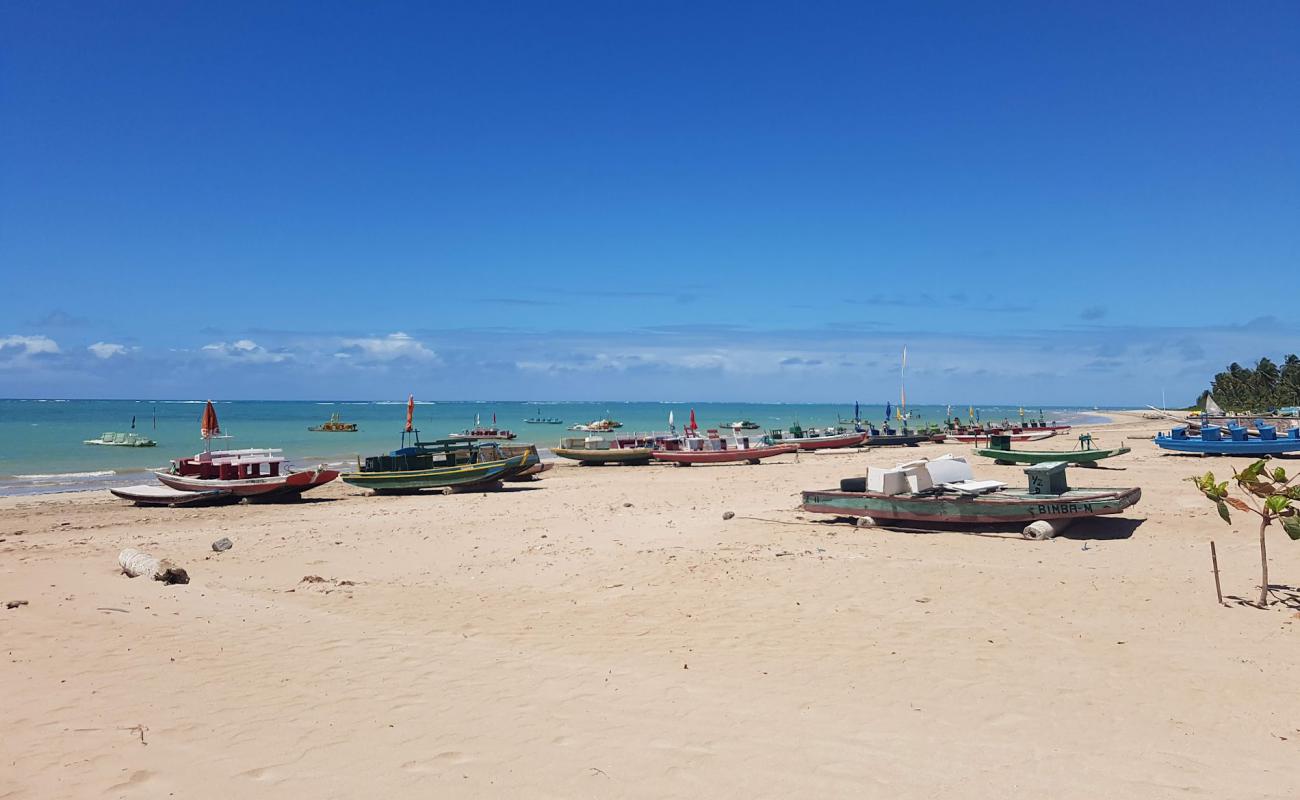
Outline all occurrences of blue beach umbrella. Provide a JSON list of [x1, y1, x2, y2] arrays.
[[854, 401, 860, 421], [884, 401, 892, 421]]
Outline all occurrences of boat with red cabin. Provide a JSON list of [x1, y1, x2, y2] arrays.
[[652, 430, 797, 465]]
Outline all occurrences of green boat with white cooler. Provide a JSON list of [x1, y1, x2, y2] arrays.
[[342, 438, 537, 494]]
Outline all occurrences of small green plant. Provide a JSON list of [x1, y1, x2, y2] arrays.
[[1190, 460, 1300, 606]]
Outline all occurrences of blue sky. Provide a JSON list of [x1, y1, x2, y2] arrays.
[[2, 1, 1296, 403]]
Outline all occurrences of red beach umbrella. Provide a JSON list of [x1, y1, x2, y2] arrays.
[[689, 408, 698, 431], [200, 400, 220, 440], [404, 394, 415, 433]]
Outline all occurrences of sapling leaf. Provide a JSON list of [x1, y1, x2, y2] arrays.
[[1216, 500, 1231, 524], [1265, 495, 1292, 515], [1225, 497, 1251, 512], [1273, 467, 1288, 483], [1283, 516, 1300, 541]]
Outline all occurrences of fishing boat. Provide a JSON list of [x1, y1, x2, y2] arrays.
[[768, 423, 868, 450], [1155, 422, 1300, 456], [553, 435, 656, 465], [948, 430, 1056, 444], [308, 412, 358, 432], [342, 439, 534, 493], [499, 443, 554, 480], [652, 431, 796, 465], [524, 407, 563, 425], [801, 456, 1141, 538], [974, 433, 1130, 467], [151, 401, 338, 499], [726, 420, 761, 430], [863, 426, 930, 447], [342, 397, 535, 492], [110, 484, 237, 507], [84, 431, 157, 447], [449, 415, 517, 440]]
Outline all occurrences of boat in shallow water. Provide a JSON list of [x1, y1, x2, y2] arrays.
[[84, 431, 156, 447], [308, 413, 358, 432]]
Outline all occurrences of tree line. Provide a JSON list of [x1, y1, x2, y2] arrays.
[[1198, 355, 1300, 412]]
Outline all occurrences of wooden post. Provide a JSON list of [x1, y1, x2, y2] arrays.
[[1210, 540, 1224, 606]]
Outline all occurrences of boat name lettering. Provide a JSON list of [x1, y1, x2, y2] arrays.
[[1034, 502, 1093, 515]]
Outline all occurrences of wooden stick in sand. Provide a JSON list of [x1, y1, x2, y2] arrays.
[[1210, 540, 1224, 606]]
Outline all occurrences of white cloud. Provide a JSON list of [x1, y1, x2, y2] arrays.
[[88, 342, 130, 359], [337, 332, 438, 363], [201, 339, 290, 364], [0, 334, 60, 357]]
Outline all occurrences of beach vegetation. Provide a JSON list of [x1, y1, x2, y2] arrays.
[[1190, 460, 1300, 607], [1208, 355, 1300, 411]]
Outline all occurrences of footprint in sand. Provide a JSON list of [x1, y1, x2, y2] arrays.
[[105, 769, 156, 792], [402, 751, 471, 773]]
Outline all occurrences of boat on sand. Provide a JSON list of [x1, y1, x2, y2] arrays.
[[553, 435, 657, 465], [801, 455, 1140, 539], [1155, 421, 1300, 456], [652, 431, 796, 465], [974, 433, 1130, 467]]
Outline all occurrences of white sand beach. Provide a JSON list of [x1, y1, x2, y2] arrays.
[[2, 412, 1298, 798]]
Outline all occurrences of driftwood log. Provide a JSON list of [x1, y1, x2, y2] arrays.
[[118, 548, 189, 584]]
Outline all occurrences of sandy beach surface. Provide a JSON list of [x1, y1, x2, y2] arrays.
[[2, 411, 1298, 798]]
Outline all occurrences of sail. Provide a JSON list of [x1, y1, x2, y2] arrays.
[[1205, 393, 1224, 416], [668, 410, 674, 428], [404, 395, 415, 433]]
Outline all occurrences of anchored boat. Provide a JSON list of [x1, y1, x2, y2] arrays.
[[974, 433, 1130, 467], [801, 455, 1140, 539], [308, 412, 358, 432], [84, 431, 157, 447]]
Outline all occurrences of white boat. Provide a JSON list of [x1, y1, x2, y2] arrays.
[[84, 432, 157, 447]]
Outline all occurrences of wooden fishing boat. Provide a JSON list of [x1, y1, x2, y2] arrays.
[[949, 430, 1055, 444], [974, 433, 1130, 466], [110, 484, 236, 507], [499, 444, 552, 480], [768, 423, 868, 450], [802, 458, 1140, 537], [1155, 422, 1300, 456], [449, 425, 517, 440], [341, 439, 533, 493], [308, 413, 358, 432], [155, 449, 340, 498], [84, 431, 157, 447], [652, 432, 796, 465], [569, 417, 623, 432], [863, 426, 930, 447], [726, 420, 761, 430], [553, 435, 656, 465]]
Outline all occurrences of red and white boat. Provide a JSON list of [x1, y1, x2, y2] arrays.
[[948, 430, 1056, 444], [449, 414, 517, 440], [155, 448, 339, 497], [150, 401, 338, 499], [652, 431, 797, 465]]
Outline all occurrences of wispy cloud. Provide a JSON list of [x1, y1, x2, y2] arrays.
[[202, 339, 291, 364], [87, 342, 131, 359], [336, 332, 439, 363]]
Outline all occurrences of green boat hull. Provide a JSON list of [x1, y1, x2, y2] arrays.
[[973, 445, 1130, 466], [552, 447, 653, 465], [341, 453, 528, 493], [801, 486, 1141, 523]]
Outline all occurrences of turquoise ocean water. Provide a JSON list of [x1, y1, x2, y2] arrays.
[[0, 399, 1112, 496]]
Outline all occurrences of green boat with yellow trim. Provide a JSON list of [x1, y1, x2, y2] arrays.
[[973, 433, 1130, 467], [342, 438, 538, 494]]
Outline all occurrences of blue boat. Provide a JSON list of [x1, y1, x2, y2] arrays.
[[1155, 421, 1300, 456]]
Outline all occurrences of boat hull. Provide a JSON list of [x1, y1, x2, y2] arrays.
[[801, 486, 1141, 523], [950, 431, 1055, 444], [865, 434, 930, 447], [651, 444, 797, 464], [340, 453, 528, 492], [110, 484, 236, 507], [154, 467, 339, 497], [553, 447, 653, 465], [1154, 436, 1300, 456], [973, 446, 1131, 465], [775, 432, 868, 451]]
